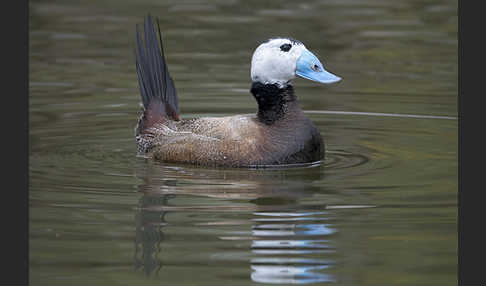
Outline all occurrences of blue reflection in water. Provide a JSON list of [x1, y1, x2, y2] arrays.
[[253, 223, 335, 236], [250, 212, 337, 284], [251, 263, 334, 284]]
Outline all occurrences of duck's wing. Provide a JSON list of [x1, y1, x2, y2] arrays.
[[138, 121, 226, 165], [137, 115, 262, 166], [135, 14, 179, 134]]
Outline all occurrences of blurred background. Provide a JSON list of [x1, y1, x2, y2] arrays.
[[29, 0, 457, 285]]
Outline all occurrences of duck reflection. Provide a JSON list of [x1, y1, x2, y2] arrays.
[[134, 194, 172, 276], [134, 159, 336, 283], [249, 211, 336, 284]]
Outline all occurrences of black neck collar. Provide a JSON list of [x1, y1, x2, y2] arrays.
[[250, 82, 297, 125]]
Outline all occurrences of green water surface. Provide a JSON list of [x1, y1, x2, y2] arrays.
[[29, 0, 457, 285]]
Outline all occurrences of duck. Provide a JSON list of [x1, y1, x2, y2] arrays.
[[134, 15, 341, 168]]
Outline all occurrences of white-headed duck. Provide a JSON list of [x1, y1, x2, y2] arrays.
[[134, 15, 341, 167]]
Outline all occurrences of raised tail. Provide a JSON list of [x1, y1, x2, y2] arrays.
[[135, 14, 179, 135]]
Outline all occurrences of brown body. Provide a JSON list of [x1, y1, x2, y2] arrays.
[[136, 97, 324, 167]]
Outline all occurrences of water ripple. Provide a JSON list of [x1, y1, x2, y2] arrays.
[[324, 149, 370, 170], [307, 110, 457, 120]]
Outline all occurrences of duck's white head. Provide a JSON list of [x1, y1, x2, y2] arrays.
[[250, 38, 341, 87]]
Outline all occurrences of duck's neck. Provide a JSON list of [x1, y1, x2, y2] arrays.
[[250, 82, 298, 125]]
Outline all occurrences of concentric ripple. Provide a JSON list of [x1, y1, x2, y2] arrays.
[[323, 149, 370, 170]]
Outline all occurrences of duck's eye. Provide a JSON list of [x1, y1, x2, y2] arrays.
[[280, 43, 292, 52], [311, 64, 320, 72]]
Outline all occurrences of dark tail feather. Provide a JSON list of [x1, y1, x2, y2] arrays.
[[135, 14, 179, 133]]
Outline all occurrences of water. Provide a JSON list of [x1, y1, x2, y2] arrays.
[[29, 0, 457, 285]]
